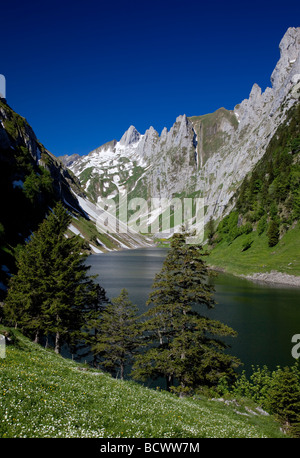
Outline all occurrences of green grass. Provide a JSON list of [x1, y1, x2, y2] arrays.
[[0, 327, 287, 438], [207, 222, 300, 276], [79, 167, 94, 185]]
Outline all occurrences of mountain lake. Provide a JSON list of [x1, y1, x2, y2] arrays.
[[86, 247, 300, 378]]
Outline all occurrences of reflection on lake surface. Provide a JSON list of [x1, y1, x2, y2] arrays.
[[87, 247, 300, 375]]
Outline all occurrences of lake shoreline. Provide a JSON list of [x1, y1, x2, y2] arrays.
[[92, 245, 300, 288], [208, 264, 300, 288], [239, 270, 300, 288]]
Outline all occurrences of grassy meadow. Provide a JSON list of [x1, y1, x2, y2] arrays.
[[0, 327, 288, 439]]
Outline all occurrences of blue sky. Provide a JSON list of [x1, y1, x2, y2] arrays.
[[1, 0, 300, 156]]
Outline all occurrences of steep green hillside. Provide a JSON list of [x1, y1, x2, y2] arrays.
[[234, 103, 300, 229], [0, 99, 90, 298], [207, 220, 300, 277], [207, 103, 300, 277], [0, 327, 286, 438], [0, 99, 150, 298]]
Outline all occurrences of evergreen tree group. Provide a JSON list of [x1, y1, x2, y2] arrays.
[[3, 209, 299, 435], [4, 202, 101, 353], [132, 232, 240, 395], [3, 209, 241, 396]]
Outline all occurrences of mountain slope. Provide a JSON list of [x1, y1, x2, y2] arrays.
[[0, 98, 151, 299], [61, 27, 300, 240], [0, 326, 287, 438], [0, 97, 86, 298], [206, 101, 300, 281]]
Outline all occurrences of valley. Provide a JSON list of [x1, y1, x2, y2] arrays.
[[55, 28, 300, 283], [1, 25, 300, 441]]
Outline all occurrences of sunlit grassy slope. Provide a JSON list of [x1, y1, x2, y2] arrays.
[[207, 222, 300, 277], [0, 327, 287, 438]]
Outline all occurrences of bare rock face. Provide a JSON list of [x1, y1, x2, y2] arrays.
[[144, 115, 198, 199], [271, 27, 300, 90], [200, 26, 300, 221], [64, 27, 300, 230], [136, 126, 159, 159], [119, 125, 141, 147], [59, 153, 80, 168]]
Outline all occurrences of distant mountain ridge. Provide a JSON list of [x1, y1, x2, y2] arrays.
[[61, 27, 300, 234]]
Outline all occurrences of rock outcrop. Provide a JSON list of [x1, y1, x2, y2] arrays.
[[198, 26, 300, 220]]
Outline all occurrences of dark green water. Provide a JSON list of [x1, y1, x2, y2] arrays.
[[87, 247, 300, 375]]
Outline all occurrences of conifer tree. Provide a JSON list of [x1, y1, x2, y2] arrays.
[[132, 232, 240, 395], [92, 288, 141, 379], [81, 283, 109, 367], [4, 202, 101, 353], [267, 219, 280, 247]]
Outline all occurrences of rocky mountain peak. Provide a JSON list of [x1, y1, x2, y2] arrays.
[[279, 27, 300, 61], [233, 27, 300, 130], [169, 113, 194, 148], [270, 26, 300, 90], [175, 114, 187, 124], [119, 125, 141, 147], [249, 83, 262, 101]]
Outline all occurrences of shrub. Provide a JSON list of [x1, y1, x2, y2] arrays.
[[257, 215, 267, 235], [266, 365, 300, 436], [241, 222, 253, 235], [230, 365, 273, 406], [222, 363, 300, 437]]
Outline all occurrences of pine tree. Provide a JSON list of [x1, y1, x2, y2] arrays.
[[132, 232, 240, 395], [267, 219, 280, 247], [92, 288, 141, 379], [4, 202, 101, 353], [81, 283, 109, 367]]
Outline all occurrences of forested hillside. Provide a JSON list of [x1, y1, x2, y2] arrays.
[[207, 102, 300, 277]]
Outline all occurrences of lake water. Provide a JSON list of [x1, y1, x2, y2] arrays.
[[87, 247, 300, 376]]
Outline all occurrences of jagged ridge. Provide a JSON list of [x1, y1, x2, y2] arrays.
[[62, 27, 300, 236]]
